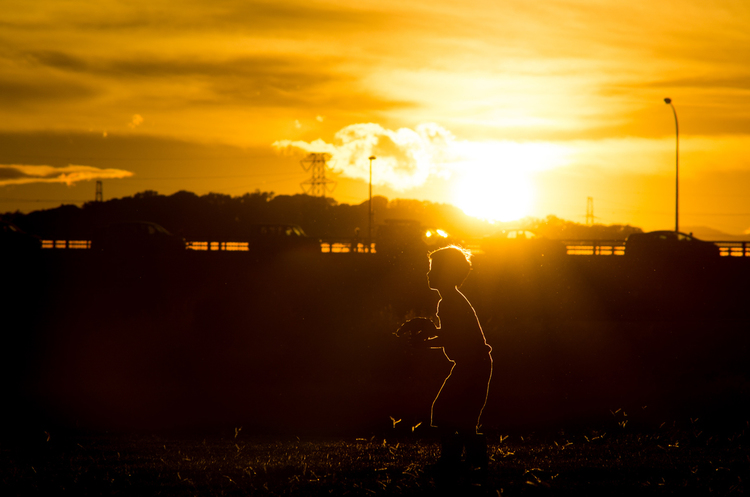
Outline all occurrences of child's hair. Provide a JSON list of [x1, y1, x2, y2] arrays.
[[429, 245, 472, 287]]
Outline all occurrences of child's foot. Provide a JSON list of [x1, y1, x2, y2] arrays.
[[426, 458, 467, 483]]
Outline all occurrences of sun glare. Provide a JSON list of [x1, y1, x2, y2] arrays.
[[450, 141, 569, 222], [453, 165, 534, 222]]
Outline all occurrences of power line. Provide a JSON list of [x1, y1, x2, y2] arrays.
[[125, 172, 300, 181], [0, 198, 88, 203], [1, 153, 280, 162]]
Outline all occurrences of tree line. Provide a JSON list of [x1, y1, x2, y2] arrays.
[[2, 190, 642, 241]]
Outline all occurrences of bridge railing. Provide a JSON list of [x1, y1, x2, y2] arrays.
[[320, 240, 376, 253], [561, 240, 626, 256], [37, 239, 750, 257], [186, 241, 250, 251], [716, 242, 750, 257], [41, 240, 91, 249]]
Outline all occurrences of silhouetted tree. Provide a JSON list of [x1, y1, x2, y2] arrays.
[[3, 191, 644, 242]]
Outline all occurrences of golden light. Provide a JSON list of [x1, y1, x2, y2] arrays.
[[450, 141, 569, 223], [453, 166, 534, 222]]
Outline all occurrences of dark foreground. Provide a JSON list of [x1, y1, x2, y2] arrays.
[[3, 423, 748, 496]]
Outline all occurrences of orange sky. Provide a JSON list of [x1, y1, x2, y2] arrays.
[[1, 0, 749, 234]]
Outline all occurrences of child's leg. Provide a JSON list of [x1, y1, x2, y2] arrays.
[[462, 430, 488, 469], [437, 427, 463, 467]]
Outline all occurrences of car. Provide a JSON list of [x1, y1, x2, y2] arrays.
[[0, 220, 42, 252], [246, 224, 320, 253], [91, 221, 186, 254], [481, 229, 566, 260], [625, 230, 720, 260], [376, 219, 457, 257]]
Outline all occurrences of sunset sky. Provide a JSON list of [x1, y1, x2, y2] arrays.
[[1, 0, 749, 234]]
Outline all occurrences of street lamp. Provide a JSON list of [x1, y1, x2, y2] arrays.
[[664, 98, 679, 233], [368, 155, 376, 252]]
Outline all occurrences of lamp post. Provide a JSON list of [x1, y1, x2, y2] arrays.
[[368, 155, 376, 252], [664, 98, 679, 233]]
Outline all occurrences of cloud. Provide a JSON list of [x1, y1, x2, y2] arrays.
[[19, 50, 412, 112], [128, 114, 144, 129], [0, 77, 99, 107], [0, 164, 133, 186], [274, 123, 457, 191], [274, 122, 573, 192]]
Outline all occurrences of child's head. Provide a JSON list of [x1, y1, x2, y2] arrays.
[[428, 245, 472, 289]]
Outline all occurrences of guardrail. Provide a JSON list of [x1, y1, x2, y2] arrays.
[[320, 239, 375, 253], [716, 241, 750, 257], [561, 240, 626, 256], [558, 240, 749, 257], [37, 239, 750, 257], [186, 241, 250, 251], [183, 240, 374, 253], [41, 240, 91, 249]]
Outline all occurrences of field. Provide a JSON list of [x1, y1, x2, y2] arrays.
[[3, 251, 749, 494], [3, 422, 749, 496]]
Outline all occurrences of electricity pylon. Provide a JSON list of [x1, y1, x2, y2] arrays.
[[300, 153, 336, 197], [586, 197, 594, 226]]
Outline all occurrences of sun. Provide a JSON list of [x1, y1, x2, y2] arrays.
[[449, 141, 569, 222], [453, 165, 534, 222]]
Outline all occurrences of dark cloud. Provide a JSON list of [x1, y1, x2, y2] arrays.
[[0, 167, 25, 180], [25, 50, 90, 72], [0, 77, 99, 107], [205, 1, 390, 32], [65, 1, 390, 34], [631, 75, 750, 91], [26, 49, 335, 80], [0, 130, 280, 166], [108, 55, 336, 82], [20, 50, 413, 111]]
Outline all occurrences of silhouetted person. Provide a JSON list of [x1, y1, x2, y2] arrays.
[[397, 245, 492, 477]]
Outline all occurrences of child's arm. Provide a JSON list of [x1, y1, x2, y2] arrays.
[[423, 335, 445, 349], [396, 318, 438, 347]]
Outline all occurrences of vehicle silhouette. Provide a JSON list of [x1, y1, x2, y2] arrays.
[[246, 224, 320, 253], [376, 219, 456, 258], [625, 230, 720, 260], [91, 221, 186, 254], [0, 220, 42, 252]]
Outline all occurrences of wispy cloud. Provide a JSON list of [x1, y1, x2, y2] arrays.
[[0, 77, 99, 107], [0, 164, 133, 186], [17, 50, 409, 113]]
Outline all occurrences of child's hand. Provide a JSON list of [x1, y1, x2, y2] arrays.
[[396, 318, 436, 347]]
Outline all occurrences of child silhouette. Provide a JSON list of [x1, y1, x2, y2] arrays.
[[397, 245, 492, 474]]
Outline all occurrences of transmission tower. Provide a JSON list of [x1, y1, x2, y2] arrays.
[[586, 197, 594, 226], [95, 181, 103, 202], [300, 153, 336, 197]]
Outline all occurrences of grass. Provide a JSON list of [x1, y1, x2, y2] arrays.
[[2, 421, 748, 496]]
